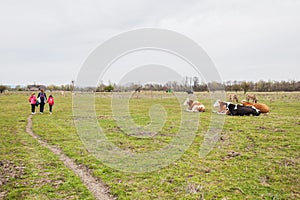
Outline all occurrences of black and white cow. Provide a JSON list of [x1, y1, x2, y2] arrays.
[[227, 103, 260, 116]]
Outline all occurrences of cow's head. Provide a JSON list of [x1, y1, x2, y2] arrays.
[[213, 99, 220, 107], [198, 105, 205, 112], [241, 100, 254, 106]]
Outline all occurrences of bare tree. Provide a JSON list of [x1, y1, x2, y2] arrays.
[[241, 81, 250, 94]]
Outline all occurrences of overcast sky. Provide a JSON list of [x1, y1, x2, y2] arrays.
[[0, 0, 299, 86]]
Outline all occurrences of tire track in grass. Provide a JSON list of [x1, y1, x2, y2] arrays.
[[26, 115, 115, 200]]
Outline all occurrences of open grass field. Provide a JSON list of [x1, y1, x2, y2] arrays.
[[1, 91, 299, 199]]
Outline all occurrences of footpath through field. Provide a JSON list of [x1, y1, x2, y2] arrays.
[[26, 115, 114, 200]]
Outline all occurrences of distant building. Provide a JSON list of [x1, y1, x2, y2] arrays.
[[27, 85, 47, 91]]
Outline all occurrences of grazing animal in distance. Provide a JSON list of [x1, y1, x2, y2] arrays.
[[241, 100, 270, 114], [183, 98, 205, 112], [135, 87, 141, 92], [228, 94, 239, 103], [246, 94, 258, 103], [227, 103, 261, 116]]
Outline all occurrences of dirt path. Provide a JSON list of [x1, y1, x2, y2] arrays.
[[26, 115, 115, 200]]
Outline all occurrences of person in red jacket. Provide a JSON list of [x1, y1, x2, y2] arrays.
[[47, 95, 55, 114], [28, 92, 37, 114]]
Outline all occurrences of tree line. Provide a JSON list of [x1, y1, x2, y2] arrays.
[[113, 79, 300, 93], [0, 79, 299, 93]]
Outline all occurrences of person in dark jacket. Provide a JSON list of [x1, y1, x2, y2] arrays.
[[38, 89, 47, 114]]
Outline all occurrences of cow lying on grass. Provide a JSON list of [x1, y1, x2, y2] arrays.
[[227, 103, 261, 116], [241, 100, 270, 114], [213, 100, 229, 114], [213, 100, 260, 116], [183, 98, 205, 112]]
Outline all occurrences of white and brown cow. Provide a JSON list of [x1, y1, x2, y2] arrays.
[[183, 98, 205, 112]]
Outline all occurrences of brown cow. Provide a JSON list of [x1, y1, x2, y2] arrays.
[[246, 94, 258, 103], [228, 94, 239, 103], [241, 100, 270, 114]]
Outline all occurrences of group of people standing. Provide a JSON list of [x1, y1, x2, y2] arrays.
[[29, 89, 54, 114]]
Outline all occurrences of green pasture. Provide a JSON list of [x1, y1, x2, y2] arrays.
[[0, 91, 299, 199]]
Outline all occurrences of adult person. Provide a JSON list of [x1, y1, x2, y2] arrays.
[[37, 89, 47, 114]]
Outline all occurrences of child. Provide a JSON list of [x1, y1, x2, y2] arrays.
[[47, 95, 54, 114], [28, 93, 37, 114]]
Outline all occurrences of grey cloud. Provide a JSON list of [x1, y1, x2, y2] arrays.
[[0, 0, 299, 85]]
